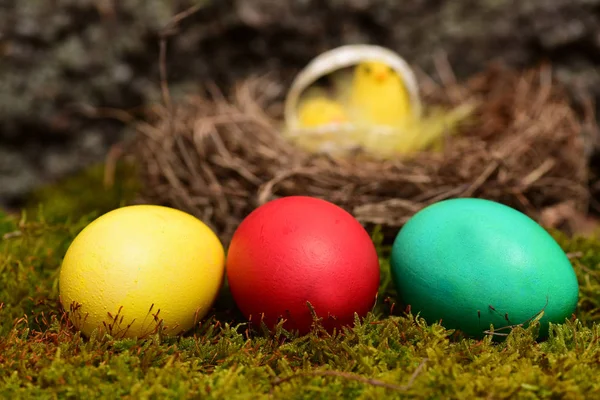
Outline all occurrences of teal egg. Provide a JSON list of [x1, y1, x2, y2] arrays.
[[390, 198, 579, 339]]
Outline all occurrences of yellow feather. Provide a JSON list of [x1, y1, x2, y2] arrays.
[[361, 102, 476, 157]]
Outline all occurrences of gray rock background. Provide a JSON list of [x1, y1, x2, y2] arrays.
[[2, 0, 600, 207]]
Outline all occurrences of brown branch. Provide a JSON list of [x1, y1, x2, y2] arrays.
[[76, 104, 139, 124], [270, 358, 428, 394], [158, 2, 206, 109], [576, 262, 600, 278], [566, 251, 583, 259], [158, 37, 171, 110], [462, 160, 500, 197], [2, 230, 22, 240]]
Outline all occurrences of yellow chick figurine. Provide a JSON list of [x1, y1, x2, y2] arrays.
[[285, 51, 475, 158], [297, 96, 348, 128], [347, 60, 412, 127]]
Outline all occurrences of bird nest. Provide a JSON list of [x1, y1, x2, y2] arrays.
[[132, 64, 589, 246]]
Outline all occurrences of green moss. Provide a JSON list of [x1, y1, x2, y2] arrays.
[[24, 159, 140, 223], [2, 176, 600, 398]]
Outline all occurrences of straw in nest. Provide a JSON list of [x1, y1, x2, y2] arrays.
[[132, 63, 589, 246]]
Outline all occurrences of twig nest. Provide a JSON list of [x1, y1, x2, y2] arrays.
[[132, 64, 590, 247], [282, 44, 422, 155]]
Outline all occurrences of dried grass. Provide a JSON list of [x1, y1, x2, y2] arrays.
[[132, 63, 589, 245]]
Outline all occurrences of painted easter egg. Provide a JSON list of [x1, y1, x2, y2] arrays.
[[390, 198, 579, 339], [226, 196, 381, 334], [59, 205, 225, 339]]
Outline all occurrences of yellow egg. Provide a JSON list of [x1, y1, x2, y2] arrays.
[[59, 205, 225, 339]]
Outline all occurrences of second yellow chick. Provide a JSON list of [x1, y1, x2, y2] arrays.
[[297, 96, 348, 128], [348, 60, 412, 127]]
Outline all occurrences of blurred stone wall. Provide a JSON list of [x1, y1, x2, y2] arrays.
[[2, 0, 600, 206]]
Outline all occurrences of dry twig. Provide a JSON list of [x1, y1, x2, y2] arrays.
[[270, 358, 429, 394]]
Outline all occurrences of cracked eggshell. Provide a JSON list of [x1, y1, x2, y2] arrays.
[[59, 205, 225, 339], [390, 198, 579, 339]]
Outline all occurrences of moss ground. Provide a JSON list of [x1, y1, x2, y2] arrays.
[[1, 163, 600, 399]]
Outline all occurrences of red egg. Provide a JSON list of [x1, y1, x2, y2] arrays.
[[226, 196, 380, 334]]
